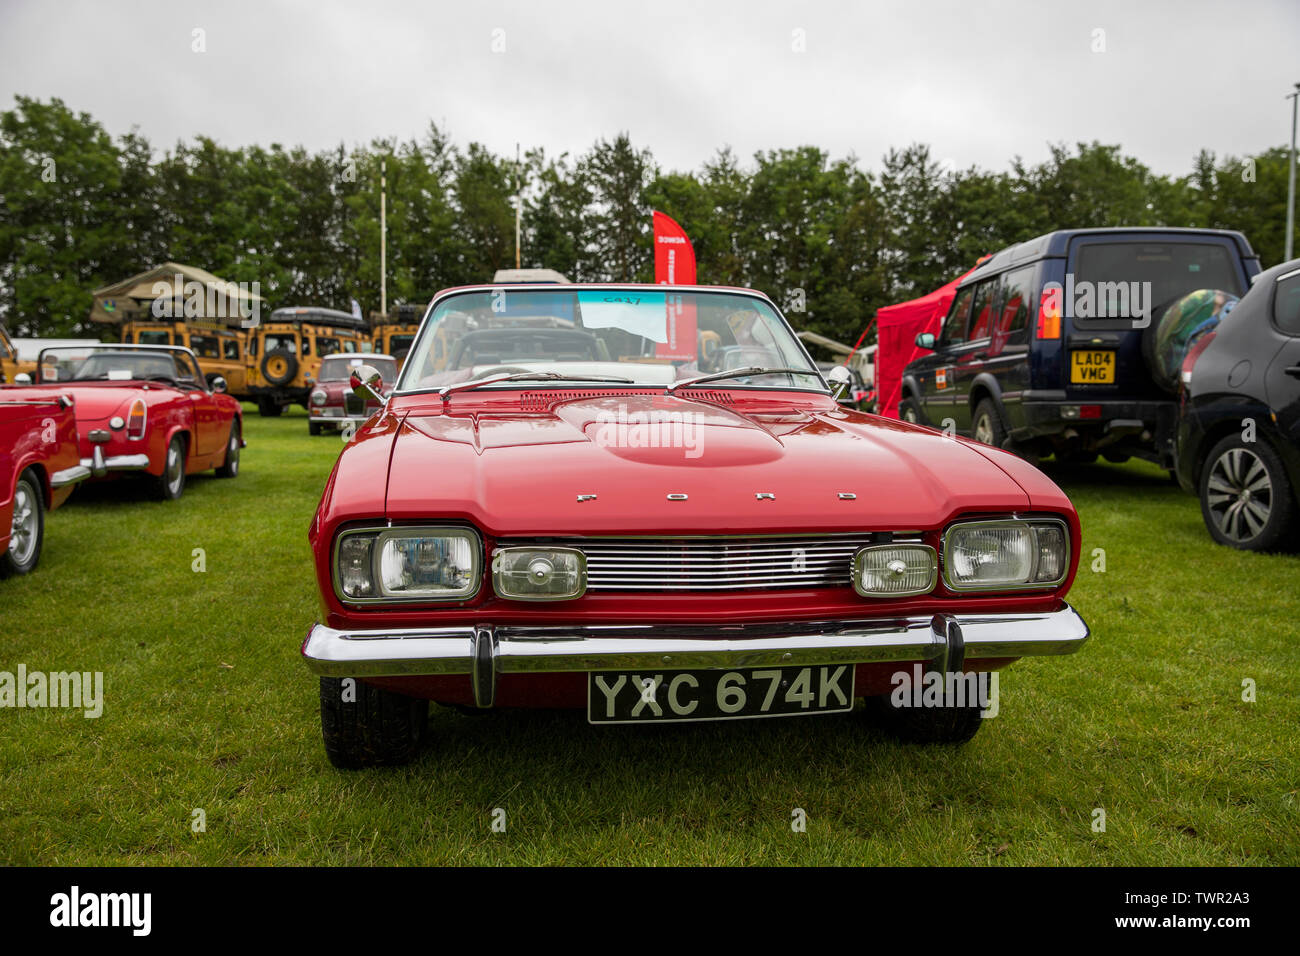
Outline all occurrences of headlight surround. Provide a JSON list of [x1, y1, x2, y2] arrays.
[[852, 544, 936, 598], [310, 389, 328, 405], [492, 547, 586, 601], [332, 526, 482, 602], [942, 517, 1070, 591]]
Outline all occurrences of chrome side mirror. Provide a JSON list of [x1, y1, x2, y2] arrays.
[[825, 365, 852, 401], [13, 372, 31, 385], [915, 332, 936, 351], [350, 364, 384, 402], [211, 376, 228, 393]]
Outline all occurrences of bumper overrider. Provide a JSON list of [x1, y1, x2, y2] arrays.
[[301, 606, 1089, 708]]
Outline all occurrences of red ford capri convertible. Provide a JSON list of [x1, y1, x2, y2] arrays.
[[22, 345, 243, 500], [301, 285, 1090, 768], [0, 390, 88, 576]]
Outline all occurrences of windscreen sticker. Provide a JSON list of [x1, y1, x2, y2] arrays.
[[577, 291, 668, 343]]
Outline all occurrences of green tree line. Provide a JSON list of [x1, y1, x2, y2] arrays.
[[1, 95, 1295, 344]]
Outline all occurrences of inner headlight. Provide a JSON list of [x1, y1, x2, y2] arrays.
[[492, 547, 586, 601], [943, 518, 1069, 591], [333, 527, 481, 602], [852, 544, 936, 597]]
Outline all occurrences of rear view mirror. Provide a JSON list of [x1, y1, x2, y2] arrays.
[[915, 332, 936, 351]]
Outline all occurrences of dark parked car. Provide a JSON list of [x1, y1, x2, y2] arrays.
[[1175, 258, 1300, 550], [900, 228, 1260, 467]]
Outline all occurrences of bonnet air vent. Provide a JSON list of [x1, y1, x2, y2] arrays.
[[518, 389, 736, 412]]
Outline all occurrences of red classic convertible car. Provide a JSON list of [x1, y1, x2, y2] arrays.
[[301, 285, 1090, 767], [23, 345, 243, 500], [0, 390, 89, 575], [308, 353, 397, 435]]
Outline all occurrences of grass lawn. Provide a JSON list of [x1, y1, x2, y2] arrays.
[[1, 406, 1297, 865]]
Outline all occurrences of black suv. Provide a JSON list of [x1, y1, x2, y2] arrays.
[[900, 228, 1260, 467], [1175, 257, 1300, 551]]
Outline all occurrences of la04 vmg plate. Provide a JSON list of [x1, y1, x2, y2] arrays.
[[588, 664, 854, 724]]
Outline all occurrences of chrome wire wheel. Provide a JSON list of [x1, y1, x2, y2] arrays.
[[1205, 446, 1273, 543], [8, 482, 38, 566], [225, 428, 239, 475]]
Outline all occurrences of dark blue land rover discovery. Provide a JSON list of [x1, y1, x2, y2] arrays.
[[899, 228, 1260, 467]]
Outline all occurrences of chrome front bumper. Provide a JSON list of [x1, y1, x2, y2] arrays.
[[301, 606, 1090, 707]]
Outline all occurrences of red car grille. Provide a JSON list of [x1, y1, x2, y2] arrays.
[[501, 535, 878, 591]]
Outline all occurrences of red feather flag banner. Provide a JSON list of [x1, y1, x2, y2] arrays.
[[652, 211, 698, 360], [652, 210, 697, 285]]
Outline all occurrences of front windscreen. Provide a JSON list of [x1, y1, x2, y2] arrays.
[[398, 289, 822, 392], [37, 346, 203, 385]]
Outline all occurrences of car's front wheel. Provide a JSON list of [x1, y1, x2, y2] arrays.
[[899, 394, 923, 424], [319, 676, 429, 768], [1199, 434, 1297, 551], [308, 421, 322, 436], [0, 471, 44, 577], [971, 398, 1007, 449]]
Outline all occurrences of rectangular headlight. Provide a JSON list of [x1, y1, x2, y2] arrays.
[[852, 544, 936, 597], [492, 547, 586, 601], [333, 527, 481, 602], [942, 518, 1069, 591]]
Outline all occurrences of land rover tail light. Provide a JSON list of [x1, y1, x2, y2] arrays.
[[126, 399, 147, 440], [1036, 286, 1062, 340], [1181, 331, 1217, 389]]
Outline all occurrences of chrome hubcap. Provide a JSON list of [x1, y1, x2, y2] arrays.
[[1206, 447, 1273, 542], [228, 432, 239, 474], [167, 443, 183, 494], [8, 484, 37, 564]]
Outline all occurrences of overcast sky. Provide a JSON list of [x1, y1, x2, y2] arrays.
[[1, 0, 1297, 177]]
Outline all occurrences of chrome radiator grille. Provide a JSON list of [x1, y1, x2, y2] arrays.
[[503, 535, 879, 591]]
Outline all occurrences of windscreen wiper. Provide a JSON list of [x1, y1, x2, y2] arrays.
[[439, 370, 635, 403], [665, 366, 819, 394]]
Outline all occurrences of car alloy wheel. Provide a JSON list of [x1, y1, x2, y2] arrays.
[[8, 480, 39, 565], [973, 414, 995, 445], [1205, 446, 1273, 544]]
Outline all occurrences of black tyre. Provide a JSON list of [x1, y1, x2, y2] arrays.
[[308, 421, 322, 436], [320, 676, 429, 769], [899, 394, 923, 424], [257, 399, 283, 417], [215, 420, 240, 478], [971, 398, 1007, 448], [863, 673, 988, 744], [1058, 449, 1099, 465], [152, 435, 186, 501], [1199, 434, 1298, 551], [1, 471, 44, 577], [260, 349, 298, 387]]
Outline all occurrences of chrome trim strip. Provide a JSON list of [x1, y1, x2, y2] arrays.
[[49, 464, 91, 488], [300, 605, 1090, 679]]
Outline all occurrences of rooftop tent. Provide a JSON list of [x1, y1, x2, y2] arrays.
[[89, 262, 265, 328], [872, 267, 976, 420]]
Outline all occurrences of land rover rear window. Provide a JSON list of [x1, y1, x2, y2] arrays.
[[1072, 241, 1244, 330]]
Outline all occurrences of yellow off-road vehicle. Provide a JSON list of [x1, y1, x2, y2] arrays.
[[0, 324, 35, 384], [370, 303, 422, 372], [246, 307, 371, 416], [120, 319, 249, 395]]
